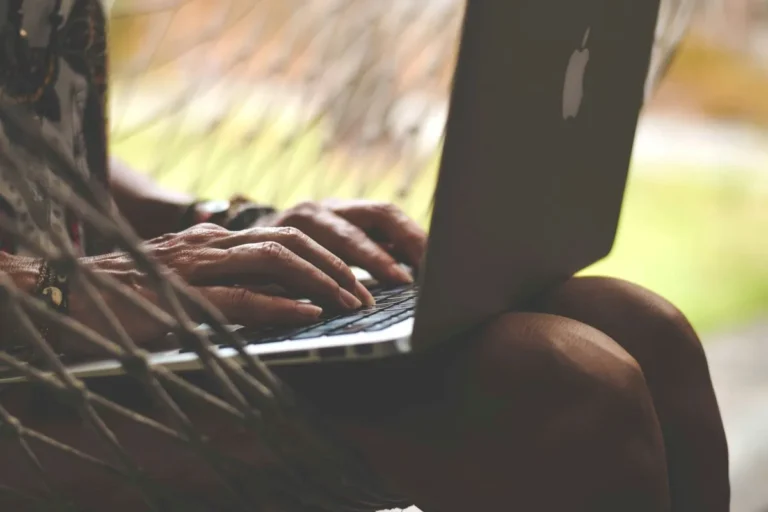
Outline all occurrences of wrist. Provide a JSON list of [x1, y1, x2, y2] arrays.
[[178, 198, 276, 231], [226, 202, 277, 231], [178, 200, 232, 230]]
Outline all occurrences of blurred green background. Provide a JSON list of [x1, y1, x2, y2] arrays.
[[107, 0, 768, 336]]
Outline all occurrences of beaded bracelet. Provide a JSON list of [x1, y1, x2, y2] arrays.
[[34, 259, 70, 347], [0, 260, 71, 370]]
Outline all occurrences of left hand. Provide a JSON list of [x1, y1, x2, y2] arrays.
[[256, 199, 427, 285]]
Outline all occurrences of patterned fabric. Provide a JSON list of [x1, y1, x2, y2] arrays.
[[0, 0, 108, 257]]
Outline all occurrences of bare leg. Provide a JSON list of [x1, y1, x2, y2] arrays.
[[0, 280, 678, 511], [287, 312, 671, 512], [536, 276, 730, 512]]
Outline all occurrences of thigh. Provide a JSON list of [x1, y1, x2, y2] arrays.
[[531, 276, 725, 453], [0, 303, 669, 512], [532, 276, 729, 512], [282, 311, 670, 512]]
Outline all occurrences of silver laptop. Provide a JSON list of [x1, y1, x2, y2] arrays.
[[39, 0, 662, 380]]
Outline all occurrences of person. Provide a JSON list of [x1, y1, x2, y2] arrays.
[[0, 1, 729, 511]]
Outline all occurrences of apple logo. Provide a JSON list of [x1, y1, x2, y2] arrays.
[[562, 27, 591, 121]]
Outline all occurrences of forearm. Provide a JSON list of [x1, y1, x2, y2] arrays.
[[109, 157, 194, 239], [109, 158, 277, 238]]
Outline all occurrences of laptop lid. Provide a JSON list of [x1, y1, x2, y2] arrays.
[[412, 0, 662, 350]]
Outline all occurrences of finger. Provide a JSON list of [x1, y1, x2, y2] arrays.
[[237, 284, 291, 297], [210, 227, 373, 305], [304, 211, 413, 285], [200, 286, 323, 327], [194, 242, 363, 311], [337, 203, 427, 268]]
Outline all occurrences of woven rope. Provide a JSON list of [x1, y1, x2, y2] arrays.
[[0, 102, 407, 511], [109, 0, 697, 224], [0, 0, 695, 510]]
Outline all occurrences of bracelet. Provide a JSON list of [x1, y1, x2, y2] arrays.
[[34, 259, 70, 352], [1, 260, 71, 370], [225, 203, 277, 231], [177, 199, 233, 231], [179, 198, 277, 232], [36, 260, 70, 312]]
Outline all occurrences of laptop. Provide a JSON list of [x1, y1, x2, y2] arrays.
[[6, 0, 662, 381]]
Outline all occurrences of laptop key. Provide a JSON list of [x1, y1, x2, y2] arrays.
[[328, 308, 412, 335], [366, 310, 415, 332]]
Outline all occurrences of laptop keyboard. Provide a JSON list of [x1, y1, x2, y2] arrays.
[[181, 284, 417, 352], [0, 285, 417, 380]]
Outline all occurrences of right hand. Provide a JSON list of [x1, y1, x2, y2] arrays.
[[68, 224, 374, 353]]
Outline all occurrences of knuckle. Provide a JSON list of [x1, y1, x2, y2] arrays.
[[174, 247, 220, 280], [228, 287, 252, 308], [196, 223, 226, 236], [283, 212, 309, 226], [276, 226, 306, 241], [330, 255, 352, 278], [336, 222, 360, 240], [371, 202, 396, 216], [213, 287, 252, 319], [383, 202, 399, 213], [294, 200, 319, 212], [151, 232, 176, 244], [259, 241, 287, 261], [185, 223, 225, 242], [285, 201, 319, 221], [198, 222, 225, 231]]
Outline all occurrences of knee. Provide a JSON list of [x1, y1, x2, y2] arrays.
[[459, 313, 669, 510], [466, 313, 658, 443], [539, 276, 708, 382], [469, 312, 643, 396]]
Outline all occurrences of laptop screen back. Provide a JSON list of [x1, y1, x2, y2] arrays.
[[412, 0, 662, 350]]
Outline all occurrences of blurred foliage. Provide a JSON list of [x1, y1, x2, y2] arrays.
[[106, 5, 768, 335], [110, 103, 768, 336], [653, 32, 768, 124]]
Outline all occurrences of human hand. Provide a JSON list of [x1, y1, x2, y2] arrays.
[[256, 200, 427, 285], [68, 224, 373, 352]]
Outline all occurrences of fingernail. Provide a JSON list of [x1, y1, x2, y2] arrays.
[[297, 304, 323, 318], [340, 288, 364, 309], [390, 264, 414, 284], [354, 281, 376, 307]]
